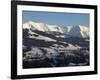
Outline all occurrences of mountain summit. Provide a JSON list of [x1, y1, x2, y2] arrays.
[[68, 25, 89, 38]]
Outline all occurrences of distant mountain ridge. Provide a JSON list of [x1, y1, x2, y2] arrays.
[[23, 21, 89, 38]]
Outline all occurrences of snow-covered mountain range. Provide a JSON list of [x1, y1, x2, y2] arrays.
[[23, 21, 90, 68], [23, 21, 89, 38]]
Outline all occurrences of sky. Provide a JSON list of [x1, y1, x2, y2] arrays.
[[22, 11, 90, 27]]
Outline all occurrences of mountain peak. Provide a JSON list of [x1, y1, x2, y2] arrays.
[[68, 25, 89, 38]]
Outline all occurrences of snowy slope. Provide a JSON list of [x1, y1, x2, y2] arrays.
[[46, 24, 64, 33], [23, 21, 48, 32], [23, 21, 64, 33], [62, 26, 72, 34], [28, 30, 57, 42]]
